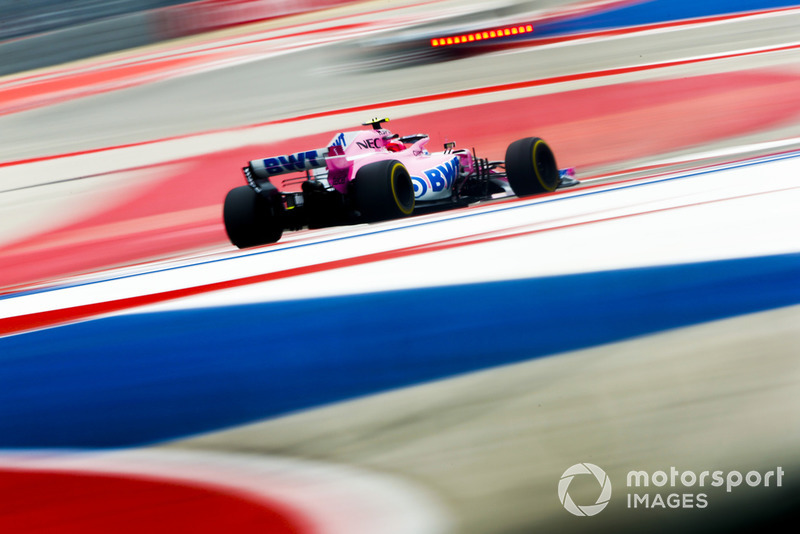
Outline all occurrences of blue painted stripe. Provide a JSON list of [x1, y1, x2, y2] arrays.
[[532, 0, 800, 38], [1, 253, 799, 448]]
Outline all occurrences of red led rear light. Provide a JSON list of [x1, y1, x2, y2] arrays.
[[431, 24, 533, 47]]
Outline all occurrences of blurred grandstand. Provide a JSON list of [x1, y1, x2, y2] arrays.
[[0, 0, 185, 40], [0, 0, 359, 75]]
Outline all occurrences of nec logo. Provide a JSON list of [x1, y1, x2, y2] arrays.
[[262, 150, 321, 175], [356, 138, 381, 150]]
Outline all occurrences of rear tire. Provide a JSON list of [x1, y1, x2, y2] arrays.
[[505, 137, 560, 197], [223, 186, 283, 248], [351, 160, 415, 222]]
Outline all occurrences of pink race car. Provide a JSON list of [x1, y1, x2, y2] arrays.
[[223, 118, 577, 248]]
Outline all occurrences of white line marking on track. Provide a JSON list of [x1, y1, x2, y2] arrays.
[[2, 151, 799, 328]]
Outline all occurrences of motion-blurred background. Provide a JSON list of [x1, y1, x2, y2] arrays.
[[2, 1, 800, 533]]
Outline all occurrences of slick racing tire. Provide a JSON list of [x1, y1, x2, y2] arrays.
[[505, 137, 560, 196], [351, 160, 415, 222], [223, 186, 283, 248]]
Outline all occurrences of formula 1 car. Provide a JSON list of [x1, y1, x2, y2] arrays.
[[223, 118, 577, 248]]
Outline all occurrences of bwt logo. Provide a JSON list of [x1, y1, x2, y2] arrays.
[[331, 132, 346, 147], [411, 156, 459, 198], [558, 463, 612, 517], [262, 151, 322, 175]]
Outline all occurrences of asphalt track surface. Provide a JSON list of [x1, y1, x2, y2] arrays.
[[2, 0, 800, 532]]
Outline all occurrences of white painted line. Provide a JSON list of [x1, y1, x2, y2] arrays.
[[3, 151, 799, 322], [650, 136, 800, 165]]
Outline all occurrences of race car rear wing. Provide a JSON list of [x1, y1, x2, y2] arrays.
[[248, 148, 329, 179]]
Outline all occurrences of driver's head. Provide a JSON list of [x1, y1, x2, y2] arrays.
[[386, 138, 405, 152]]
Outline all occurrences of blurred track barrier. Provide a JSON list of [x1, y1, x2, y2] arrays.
[[0, 0, 363, 76], [155, 0, 365, 38], [0, 0, 183, 41], [0, 12, 160, 76]]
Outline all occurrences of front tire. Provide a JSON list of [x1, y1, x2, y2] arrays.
[[223, 186, 283, 248], [351, 160, 415, 222], [505, 137, 560, 197]]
